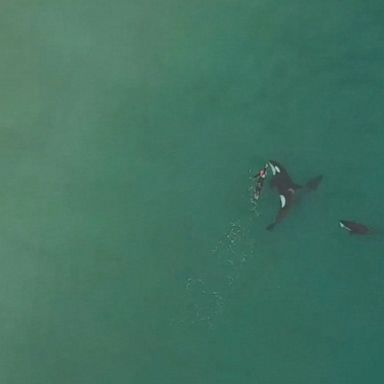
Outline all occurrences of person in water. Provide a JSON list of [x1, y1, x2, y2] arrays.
[[254, 164, 268, 200]]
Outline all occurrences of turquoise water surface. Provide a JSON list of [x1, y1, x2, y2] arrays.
[[1, 0, 384, 383]]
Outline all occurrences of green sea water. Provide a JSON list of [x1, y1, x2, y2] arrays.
[[1, 0, 384, 383]]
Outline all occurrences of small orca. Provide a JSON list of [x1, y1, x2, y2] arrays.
[[339, 220, 373, 235], [266, 161, 323, 231]]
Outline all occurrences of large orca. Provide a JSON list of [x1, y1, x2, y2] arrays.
[[268, 160, 302, 194], [339, 220, 373, 235], [266, 160, 323, 231]]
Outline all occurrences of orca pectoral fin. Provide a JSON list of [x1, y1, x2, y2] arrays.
[[293, 183, 303, 190], [266, 223, 275, 231], [305, 175, 323, 191]]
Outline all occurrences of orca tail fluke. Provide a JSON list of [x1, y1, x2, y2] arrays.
[[367, 228, 380, 236]]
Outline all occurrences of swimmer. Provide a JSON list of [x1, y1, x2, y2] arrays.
[[254, 163, 268, 200]]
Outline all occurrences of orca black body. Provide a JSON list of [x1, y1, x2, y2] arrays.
[[268, 160, 302, 194], [266, 190, 295, 231], [266, 160, 323, 231], [339, 220, 372, 235]]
